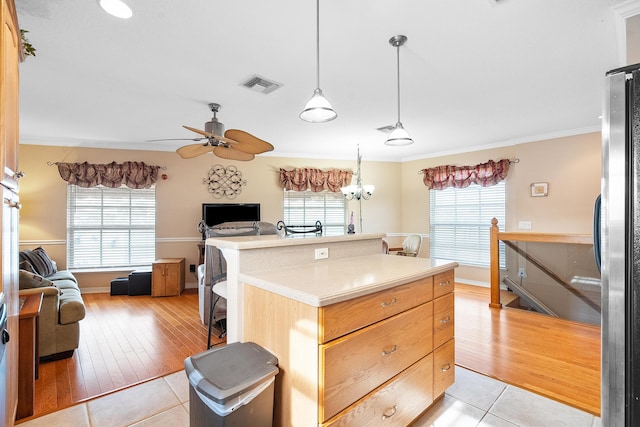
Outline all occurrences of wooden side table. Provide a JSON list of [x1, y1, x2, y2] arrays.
[[17, 293, 43, 419]]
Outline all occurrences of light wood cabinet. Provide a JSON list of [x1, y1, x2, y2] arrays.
[[1, 0, 20, 191], [0, 0, 20, 425], [243, 268, 456, 427], [152, 258, 185, 297]]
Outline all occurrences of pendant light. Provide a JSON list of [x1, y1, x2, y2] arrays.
[[385, 35, 413, 146], [300, 0, 337, 123]]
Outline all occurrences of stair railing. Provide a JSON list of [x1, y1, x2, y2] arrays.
[[489, 217, 595, 308]]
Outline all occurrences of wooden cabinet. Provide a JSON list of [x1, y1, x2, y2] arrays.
[[243, 268, 456, 427], [1, 0, 20, 191], [0, 1, 20, 424], [152, 258, 185, 297]]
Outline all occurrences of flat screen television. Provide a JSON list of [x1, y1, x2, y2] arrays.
[[201, 203, 261, 238]]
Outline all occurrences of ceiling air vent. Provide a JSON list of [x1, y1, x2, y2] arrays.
[[240, 75, 283, 94]]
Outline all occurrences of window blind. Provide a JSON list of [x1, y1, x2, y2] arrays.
[[66, 185, 156, 268], [430, 182, 506, 267], [283, 190, 346, 236]]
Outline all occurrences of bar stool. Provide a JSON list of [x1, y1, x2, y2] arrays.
[[207, 279, 227, 349]]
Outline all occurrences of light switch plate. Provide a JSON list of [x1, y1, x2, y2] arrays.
[[518, 221, 532, 230]]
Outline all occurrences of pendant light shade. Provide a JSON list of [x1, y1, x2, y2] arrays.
[[98, 0, 133, 19], [300, 0, 337, 123], [385, 35, 413, 146], [300, 88, 337, 122]]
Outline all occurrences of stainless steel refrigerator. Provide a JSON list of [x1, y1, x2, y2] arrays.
[[602, 62, 640, 427]]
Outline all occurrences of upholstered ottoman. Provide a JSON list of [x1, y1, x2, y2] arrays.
[[110, 277, 129, 295]]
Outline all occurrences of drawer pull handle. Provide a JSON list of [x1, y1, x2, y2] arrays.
[[381, 345, 397, 356], [381, 405, 397, 420], [440, 316, 451, 324], [441, 363, 452, 372], [439, 280, 451, 287], [381, 298, 397, 307]]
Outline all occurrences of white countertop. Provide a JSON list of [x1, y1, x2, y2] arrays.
[[207, 233, 386, 250], [239, 254, 458, 307]]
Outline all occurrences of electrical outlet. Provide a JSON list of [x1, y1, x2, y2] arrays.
[[518, 268, 527, 278], [189, 264, 196, 273], [315, 248, 329, 260]]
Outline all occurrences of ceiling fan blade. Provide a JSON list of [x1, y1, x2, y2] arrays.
[[213, 146, 255, 161], [146, 137, 207, 142], [183, 125, 214, 138], [224, 129, 274, 154], [176, 143, 214, 159]]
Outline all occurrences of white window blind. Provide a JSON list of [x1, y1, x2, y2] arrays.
[[430, 182, 506, 267], [66, 185, 156, 268], [283, 191, 346, 236]]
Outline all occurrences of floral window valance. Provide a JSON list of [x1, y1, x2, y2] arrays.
[[421, 158, 511, 190], [279, 168, 353, 192], [56, 161, 161, 189]]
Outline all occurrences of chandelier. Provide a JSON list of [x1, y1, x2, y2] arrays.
[[341, 145, 374, 200]]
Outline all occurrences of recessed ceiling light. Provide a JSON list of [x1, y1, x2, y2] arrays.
[[98, 0, 133, 19]]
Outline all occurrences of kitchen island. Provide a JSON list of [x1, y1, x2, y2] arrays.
[[206, 233, 386, 342], [240, 254, 458, 427]]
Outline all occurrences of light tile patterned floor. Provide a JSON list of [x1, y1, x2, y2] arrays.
[[18, 366, 600, 427]]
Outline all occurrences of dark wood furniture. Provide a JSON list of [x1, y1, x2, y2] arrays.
[[17, 293, 42, 420]]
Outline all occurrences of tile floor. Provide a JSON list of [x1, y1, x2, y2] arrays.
[[17, 366, 601, 427]]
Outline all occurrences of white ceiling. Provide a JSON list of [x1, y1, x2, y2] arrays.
[[15, 0, 623, 162]]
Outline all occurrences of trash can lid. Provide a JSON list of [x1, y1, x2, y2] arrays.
[[185, 342, 279, 403]]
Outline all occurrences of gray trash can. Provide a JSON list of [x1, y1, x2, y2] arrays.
[[184, 342, 279, 427]]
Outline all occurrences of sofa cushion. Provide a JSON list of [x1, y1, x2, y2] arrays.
[[19, 247, 57, 277], [47, 270, 78, 284], [58, 287, 86, 325], [19, 269, 57, 290]]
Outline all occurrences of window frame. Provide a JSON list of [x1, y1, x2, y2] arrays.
[[282, 190, 347, 236], [66, 185, 156, 269], [429, 181, 506, 268]]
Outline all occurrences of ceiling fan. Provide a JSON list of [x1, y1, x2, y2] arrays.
[[151, 103, 274, 161]]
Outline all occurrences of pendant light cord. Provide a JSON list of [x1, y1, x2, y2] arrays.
[[396, 44, 401, 123], [315, 0, 320, 89]]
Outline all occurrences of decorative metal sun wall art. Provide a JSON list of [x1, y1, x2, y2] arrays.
[[203, 164, 246, 199]]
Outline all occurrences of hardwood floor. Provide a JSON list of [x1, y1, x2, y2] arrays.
[[27, 289, 224, 421], [23, 283, 601, 422], [455, 283, 601, 416]]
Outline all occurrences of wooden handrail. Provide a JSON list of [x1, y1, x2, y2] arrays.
[[489, 218, 594, 308]]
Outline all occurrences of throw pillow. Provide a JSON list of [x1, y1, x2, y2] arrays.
[[19, 260, 37, 274], [19, 269, 56, 290], [19, 247, 57, 277]]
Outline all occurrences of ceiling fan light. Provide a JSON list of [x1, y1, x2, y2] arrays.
[[385, 122, 414, 146], [98, 0, 133, 19], [300, 88, 337, 123]]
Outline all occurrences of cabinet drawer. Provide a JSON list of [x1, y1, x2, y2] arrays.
[[320, 276, 433, 343], [433, 293, 454, 349], [320, 302, 433, 422], [322, 354, 434, 427], [433, 270, 454, 299], [433, 338, 455, 398]]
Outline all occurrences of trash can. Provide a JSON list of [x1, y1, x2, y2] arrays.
[[184, 342, 279, 427]]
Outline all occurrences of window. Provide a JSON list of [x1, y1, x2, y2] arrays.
[[429, 181, 505, 267], [283, 191, 346, 236], [67, 185, 156, 268]]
